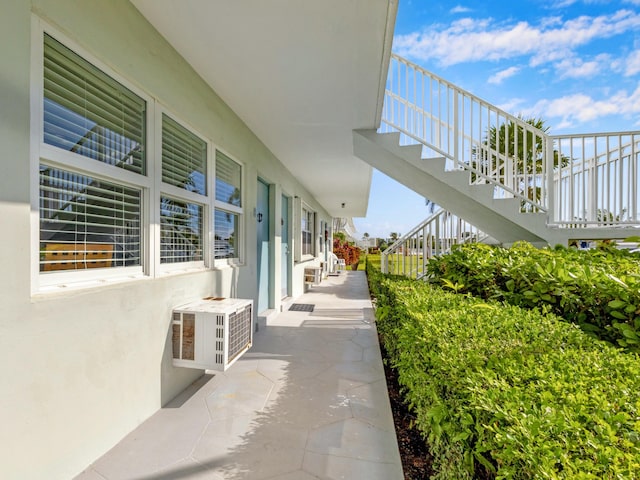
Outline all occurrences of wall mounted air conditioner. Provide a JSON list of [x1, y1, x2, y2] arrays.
[[171, 297, 253, 371]]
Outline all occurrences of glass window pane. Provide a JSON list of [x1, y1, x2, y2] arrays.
[[160, 196, 203, 263], [39, 165, 142, 271], [214, 209, 238, 259], [162, 115, 206, 195], [301, 208, 314, 256], [215, 151, 241, 207], [43, 34, 146, 175]]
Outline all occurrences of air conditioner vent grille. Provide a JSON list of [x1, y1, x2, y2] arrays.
[[227, 304, 252, 362]]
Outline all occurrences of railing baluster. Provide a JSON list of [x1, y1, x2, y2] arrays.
[[632, 135, 638, 221]]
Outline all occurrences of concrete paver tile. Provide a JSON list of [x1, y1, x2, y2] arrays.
[[196, 423, 309, 480], [205, 371, 274, 420], [87, 407, 210, 479], [306, 418, 401, 463], [303, 451, 404, 480], [348, 379, 397, 431]]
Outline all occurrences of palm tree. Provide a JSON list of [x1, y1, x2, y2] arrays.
[[471, 116, 569, 212], [425, 198, 439, 214], [362, 232, 371, 253]]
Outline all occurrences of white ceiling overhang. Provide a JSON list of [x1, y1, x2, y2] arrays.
[[131, 0, 397, 218]]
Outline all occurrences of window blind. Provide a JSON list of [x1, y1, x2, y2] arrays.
[[160, 196, 203, 264], [214, 209, 238, 259], [162, 115, 206, 195], [39, 166, 142, 271], [215, 151, 241, 206], [302, 208, 314, 255], [43, 34, 146, 175]]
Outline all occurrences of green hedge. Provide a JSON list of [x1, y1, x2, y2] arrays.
[[425, 242, 640, 351], [367, 264, 640, 479]]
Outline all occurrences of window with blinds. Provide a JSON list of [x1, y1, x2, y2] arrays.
[[39, 33, 146, 276], [160, 197, 203, 264], [214, 210, 239, 259], [215, 151, 241, 207], [37, 31, 247, 281], [43, 34, 146, 174], [301, 207, 314, 256], [214, 151, 242, 260], [162, 114, 206, 194], [39, 166, 142, 272]]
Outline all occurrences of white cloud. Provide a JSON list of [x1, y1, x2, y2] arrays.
[[554, 53, 610, 79], [450, 5, 472, 14], [488, 66, 520, 84], [521, 83, 640, 128], [625, 49, 640, 76], [393, 9, 640, 67], [496, 98, 527, 114], [550, 0, 578, 7]]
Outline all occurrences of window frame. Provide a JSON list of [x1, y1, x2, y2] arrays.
[[156, 108, 211, 272], [300, 202, 316, 260], [31, 22, 154, 292], [213, 149, 244, 266]]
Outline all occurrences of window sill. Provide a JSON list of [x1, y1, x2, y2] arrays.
[[296, 255, 317, 264], [33, 271, 149, 299], [158, 264, 208, 276], [213, 258, 243, 270]]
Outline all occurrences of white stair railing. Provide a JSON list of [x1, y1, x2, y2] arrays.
[[551, 132, 640, 227], [382, 54, 550, 213], [381, 53, 640, 229], [381, 209, 487, 279]]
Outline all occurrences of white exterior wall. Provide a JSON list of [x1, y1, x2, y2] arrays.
[[0, 1, 331, 478]]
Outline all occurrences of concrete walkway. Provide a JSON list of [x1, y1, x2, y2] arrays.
[[76, 271, 404, 480]]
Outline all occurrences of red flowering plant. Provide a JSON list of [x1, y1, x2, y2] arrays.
[[333, 237, 361, 268]]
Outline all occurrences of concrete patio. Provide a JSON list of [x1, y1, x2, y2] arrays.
[[75, 271, 404, 480]]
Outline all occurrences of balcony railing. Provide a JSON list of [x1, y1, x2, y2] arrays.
[[552, 132, 640, 227], [381, 53, 640, 228]]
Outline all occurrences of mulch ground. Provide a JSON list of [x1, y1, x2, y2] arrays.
[[380, 338, 435, 480]]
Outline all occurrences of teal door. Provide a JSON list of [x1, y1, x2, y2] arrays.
[[257, 179, 270, 313], [281, 195, 290, 298]]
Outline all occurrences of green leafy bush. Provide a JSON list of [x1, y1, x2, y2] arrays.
[[368, 266, 640, 479], [426, 242, 640, 351]]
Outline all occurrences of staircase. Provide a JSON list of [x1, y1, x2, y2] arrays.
[[380, 208, 490, 277], [354, 54, 640, 246]]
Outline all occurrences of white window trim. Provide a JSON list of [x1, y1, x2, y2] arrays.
[[155, 107, 211, 274], [213, 148, 245, 267], [295, 199, 316, 262], [31, 20, 154, 293], [318, 219, 325, 254]]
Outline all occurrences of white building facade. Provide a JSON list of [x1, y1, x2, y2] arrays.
[[0, 1, 396, 478]]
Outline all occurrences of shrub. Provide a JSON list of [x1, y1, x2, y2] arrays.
[[333, 237, 361, 266], [426, 242, 640, 352], [369, 269, 640, 479]]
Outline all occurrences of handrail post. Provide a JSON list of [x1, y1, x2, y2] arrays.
[[632, 134, 638, 221], [453, 91, 459, 162], [546, 136, 555, 224], [588, 135, 597, 224]]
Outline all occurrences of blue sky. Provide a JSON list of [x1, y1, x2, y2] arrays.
[[353, 0, 640, 240]]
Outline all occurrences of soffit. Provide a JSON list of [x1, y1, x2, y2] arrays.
[[131, 0, 397, 217]]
